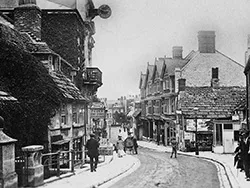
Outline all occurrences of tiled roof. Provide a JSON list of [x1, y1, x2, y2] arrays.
[[50, 72, 86, 101], [0, 91, 17, 101], [19, 33, 56, 54], [147, 64, 155, 80], [164, 58, 188, 75], [178, 87, 246, 119]]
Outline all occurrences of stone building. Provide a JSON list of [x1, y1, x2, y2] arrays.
[[0, 0, 111, 167], [0, 7, 87, 169], [138, 31, 246, 152]]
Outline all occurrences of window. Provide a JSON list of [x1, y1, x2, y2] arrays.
[[212, 67, 219, 79], [224, 124, 233, 129], [215, 124, 222, 145], [61, 104, 67, 125], [72, 104, 78, 124], [171, 98, 175, 113]]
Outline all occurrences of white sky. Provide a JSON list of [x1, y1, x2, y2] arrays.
[[92, 0, 250, 100]]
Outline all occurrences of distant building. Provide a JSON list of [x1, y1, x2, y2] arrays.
[[139, 31, 246, 153]]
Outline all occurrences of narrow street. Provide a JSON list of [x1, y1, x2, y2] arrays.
[[108, 147, 220, 188]]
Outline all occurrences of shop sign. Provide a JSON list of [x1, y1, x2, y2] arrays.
[[232, 114, 239, 121], [186, 119, 210, 131]]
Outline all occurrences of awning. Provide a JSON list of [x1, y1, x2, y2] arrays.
[[52, 139, 70, 145], [132, 109, 141, 118], [160, 115, 174, 122]]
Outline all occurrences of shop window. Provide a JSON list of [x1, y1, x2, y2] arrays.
[[215, 124, 222, 145], [224, 124, 233, 129]]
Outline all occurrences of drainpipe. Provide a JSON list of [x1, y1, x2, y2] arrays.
[[246, 74, 249, 130]]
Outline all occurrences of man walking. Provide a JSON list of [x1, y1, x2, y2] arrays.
[[170, 138, 178, 158], [86, 133, 100, 172], [242, 131, 250, 181]]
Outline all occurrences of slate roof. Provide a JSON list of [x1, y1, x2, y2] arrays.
[[164, 58, 189, 76], [50, 72, 86, 101], [178, 87, 246, 119]]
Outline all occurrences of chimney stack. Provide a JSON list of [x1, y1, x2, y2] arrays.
[[14, 0, 41, 40], [172, 46, 183, 59], [198, 31, 216, 53]]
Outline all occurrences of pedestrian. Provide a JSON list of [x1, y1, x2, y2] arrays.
[[116, 135, 125, 157], [157, 133, 160, 145], [132, 135, 138, 154], [170, 138, 178, 158], [234, 139, 244, 172], [242, 131, 250, 181], [162, 132, 165, 146], [86, 133, 100, 172]]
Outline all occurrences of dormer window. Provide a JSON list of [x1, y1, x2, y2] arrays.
[[212, 67, 219, 79]]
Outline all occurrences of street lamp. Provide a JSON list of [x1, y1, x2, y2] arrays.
[[193, 107, 199, 155]]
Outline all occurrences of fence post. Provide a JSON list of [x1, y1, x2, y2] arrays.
[[71, 150, 74, 173], [22, 145, 44, 187], [56, 151, 60, 177], [0, 117, 18, 188]]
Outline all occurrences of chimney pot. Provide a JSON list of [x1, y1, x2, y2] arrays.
[[198, 31, 216, 53], [172, 46, 183, 59]]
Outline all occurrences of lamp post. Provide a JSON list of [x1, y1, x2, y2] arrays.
[[193, 107, 199, 155]]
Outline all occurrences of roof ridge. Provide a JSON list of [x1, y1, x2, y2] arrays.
[[215, 50, 244, 68]]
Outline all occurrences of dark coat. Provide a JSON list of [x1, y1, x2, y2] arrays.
[[86, 138, 100, 157], [133, 137, 138, 148], [241, 137, 250, 159]]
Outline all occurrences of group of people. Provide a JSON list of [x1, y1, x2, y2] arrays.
[[115, 131, 138, 157], [234, 130, 250, 181], [85, 131, 139, 172]]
